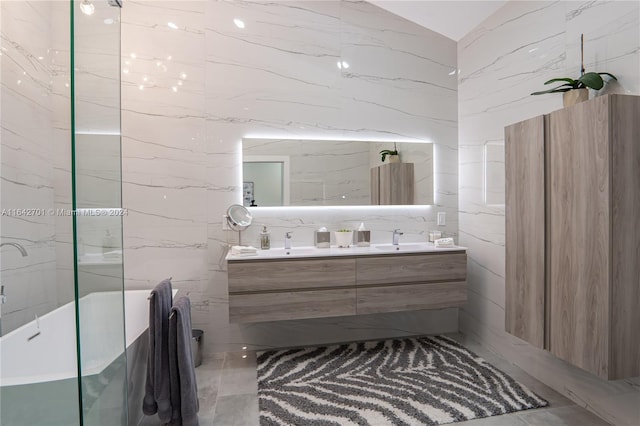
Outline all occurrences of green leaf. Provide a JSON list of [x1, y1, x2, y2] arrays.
[[531, 83, 575, 95], [598, 72, 617, 81], [543, 77, 578, 86], [531, 86, 573, 95], [579, 72, 604, 90]]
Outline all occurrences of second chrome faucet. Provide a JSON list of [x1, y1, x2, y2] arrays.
[[392, 229, 403, 245]]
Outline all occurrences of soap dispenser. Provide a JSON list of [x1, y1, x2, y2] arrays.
[[355, 222, 370, 247], [102, 229, 115, 254], [260, 225, 270, 250]]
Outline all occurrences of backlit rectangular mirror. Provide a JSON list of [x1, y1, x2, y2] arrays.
[[242, 138, 433, 207]]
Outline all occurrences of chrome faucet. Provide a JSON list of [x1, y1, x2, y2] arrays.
[[0, 242, 28, 257], [284, 232, 292, 249], [392, 229, 403, 245], [0, 242, 28, 306]]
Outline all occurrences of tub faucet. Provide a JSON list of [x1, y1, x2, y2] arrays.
[[0, 242, 28, 257], [284, 232, 292, 249], [392, 229, 403, 245]]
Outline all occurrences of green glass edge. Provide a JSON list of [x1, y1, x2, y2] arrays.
[[69, 1, 85, 425], [116, 5, 129, 424]]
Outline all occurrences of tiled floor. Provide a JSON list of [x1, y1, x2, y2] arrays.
[[139, 333, 609, 425]]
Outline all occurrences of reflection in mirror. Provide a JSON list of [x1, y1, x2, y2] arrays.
[[243, 156, 290, 207], [484, 140, 505, 205], [242, 138, 433, 206]]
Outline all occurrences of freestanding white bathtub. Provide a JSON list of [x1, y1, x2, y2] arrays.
[[0, 289, 158, 425]]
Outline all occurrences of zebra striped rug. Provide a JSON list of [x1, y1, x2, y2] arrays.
[[257, 336, 547, 425]]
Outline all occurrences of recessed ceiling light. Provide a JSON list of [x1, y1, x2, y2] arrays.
[[448, 69, 456, 75], [233, 18, 245, 29], [168, 22, 178, 30], [104, 18, 114, 25], [336, 61, 342, 69], [342, 61, 349, 69]]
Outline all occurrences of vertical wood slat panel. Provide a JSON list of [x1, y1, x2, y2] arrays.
[[372, 163, 415, 205], [609, 95, 640, 379], [548, 97, 610, 378], [505, 116, 546, 349], [370, 167, 380, 205]]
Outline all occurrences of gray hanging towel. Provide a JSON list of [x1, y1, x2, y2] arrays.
[[168, 296, 199, 426], [143, 278, 173, 421]]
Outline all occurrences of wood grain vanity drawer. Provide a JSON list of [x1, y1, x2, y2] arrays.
[[356, 253, 467, 285], [229, 289, 356, 323], [228, 258, 356, 293], [356, 281, 467, 315]]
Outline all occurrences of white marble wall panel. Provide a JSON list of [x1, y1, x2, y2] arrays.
[[204, 0, 458, 353], [74, 4, 122, 133], [75, 134, 121, 208], [339, 0, 458, 142], [121, 1, 210, 341], [51, 2, 74, 310], [458, 1, 640, 424], [1, 1, 72, 334], [123, 0, 458, 354]]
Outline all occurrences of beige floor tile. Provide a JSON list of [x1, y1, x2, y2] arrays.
[[517, 405, 611, 426], [212, 394, 259, 426], [217, 351, 258, 397]]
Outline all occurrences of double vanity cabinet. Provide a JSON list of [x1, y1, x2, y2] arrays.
[[227, 245, 467, 323], [505, 95, 640, 380]]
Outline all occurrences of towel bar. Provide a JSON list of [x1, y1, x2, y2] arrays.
[[147, 277, 173, 299]]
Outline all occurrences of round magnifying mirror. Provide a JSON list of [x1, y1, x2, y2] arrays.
[[226, 204, 253, 231]]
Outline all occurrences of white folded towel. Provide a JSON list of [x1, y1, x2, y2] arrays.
[[231, 245, 258, 255], [434, 237, 455, 248]]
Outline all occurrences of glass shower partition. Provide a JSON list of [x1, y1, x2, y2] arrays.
[[1, 1, 125, 423], [0, 1, 79, 425], [72, 0, 127, 425]]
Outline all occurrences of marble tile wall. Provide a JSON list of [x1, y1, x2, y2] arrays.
[[122, 0, 459, 354], [0, 1, 72, 334], [457, 1, 640, 424]]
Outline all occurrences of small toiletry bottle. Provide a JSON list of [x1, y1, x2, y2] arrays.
[[260, 225, 270, 250], [102, 229, 115, 254]]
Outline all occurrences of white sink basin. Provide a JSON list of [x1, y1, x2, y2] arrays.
[[268, 248, 319, 256], [374, 243, 433, 252]]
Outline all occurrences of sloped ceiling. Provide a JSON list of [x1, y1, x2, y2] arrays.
[[369, 0, 507, 41]]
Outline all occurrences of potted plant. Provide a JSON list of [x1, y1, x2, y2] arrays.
[[334, 228, 353, 248], [531, 72, 617, 106], [380, 142, 400, 163], [531, 34, 617, 107]]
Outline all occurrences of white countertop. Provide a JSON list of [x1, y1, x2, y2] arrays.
[[78, 252, 123, 266], [226, 242, 466, 261]]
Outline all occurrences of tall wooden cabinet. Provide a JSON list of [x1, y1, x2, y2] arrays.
[[370, 162, 414, 205], [505, 95, 640, 380]]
